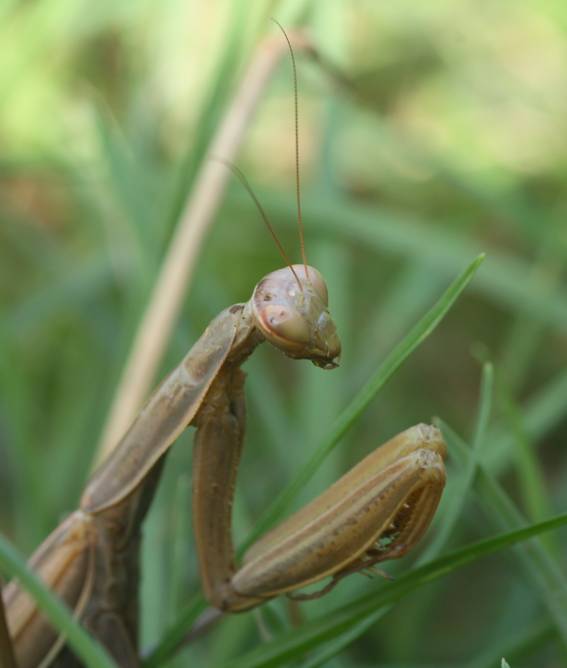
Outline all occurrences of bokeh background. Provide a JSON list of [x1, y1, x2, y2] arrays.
[[2, 1, 567, 666]]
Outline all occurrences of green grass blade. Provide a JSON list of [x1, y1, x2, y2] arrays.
[[220, 512, 567, 668], [422, 362, 494, 560], [501, 391, 557, 555], [244, 254, 485, 547], [439, 420, 567, 647], [354, 258, 448, 380], [471, 362, 494, 451], [143, 594, 206, 668], [468, 619, 555, 668], [164, 0, 249, 232], [485, 368, 567, 473], [0, 534, 118, 668], [298, 611, 386, 668]]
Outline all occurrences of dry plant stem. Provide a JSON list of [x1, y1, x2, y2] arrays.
[[96, 31, 312, 463]]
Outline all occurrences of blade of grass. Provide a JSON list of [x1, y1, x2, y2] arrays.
[[496, 241, 561, 394], [468, 619, 556, 668], [143, 594, 206, 668], [0, 534, 118, 668], [438, 420, 567, 648], [299, 611, 385, 668], [94, 106, 157, 278], [486, 368, 567, 473], [0, 331, 44, 547], [422, 362, 494, 560], [501, 390, 557, 555], [354, 258, 448, 382], [164, 0, 249, 231], [244, 254, 485, 547], [471, 363, 494, 450], [219, 512, 567, 668]]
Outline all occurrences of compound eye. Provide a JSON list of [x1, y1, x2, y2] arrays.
[[262, 305, 310, 344], [317, 311, 330, 331], [306, 269, 329, 305]]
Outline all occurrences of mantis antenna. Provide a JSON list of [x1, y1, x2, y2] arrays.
[[218, 159, 303, 289], [272, 19, 309, 280], [217, 21, 310, 290]]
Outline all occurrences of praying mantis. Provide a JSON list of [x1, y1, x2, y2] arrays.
[[1, 25, 447, 668]]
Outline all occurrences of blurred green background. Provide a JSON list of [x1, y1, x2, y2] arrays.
[[2, 1, 567, 666]]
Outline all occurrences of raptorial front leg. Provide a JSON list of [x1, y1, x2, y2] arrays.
[[192, 368, 263, 612], [219, 424, 446, 610]]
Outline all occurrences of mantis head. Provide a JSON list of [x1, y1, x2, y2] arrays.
[[251, 264, 341, 369]]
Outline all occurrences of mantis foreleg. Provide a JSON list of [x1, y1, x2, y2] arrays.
[[224, 424, 446, 610]]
